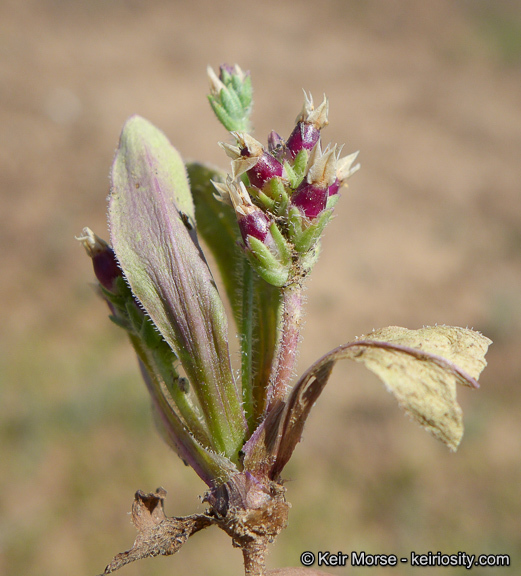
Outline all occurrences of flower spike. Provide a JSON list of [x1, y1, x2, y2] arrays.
[[84, 66, 492, 576]]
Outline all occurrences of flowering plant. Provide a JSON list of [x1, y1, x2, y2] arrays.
[[79, 65, 491, 576]]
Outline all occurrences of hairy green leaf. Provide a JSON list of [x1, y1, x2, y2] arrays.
[[109, 116, 245, 460], [188, 162, 282, 429], [187, 162, 243, 324]]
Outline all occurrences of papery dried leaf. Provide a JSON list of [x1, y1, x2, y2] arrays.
[[98, 488, 213, 575], [361, 325, 489, 382], [348, 326, 491, 451], [110, 116, 245, 459], [268, 362, 335, 480], [265, 326, 490, 479]]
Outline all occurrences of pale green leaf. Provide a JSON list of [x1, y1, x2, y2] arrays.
[[109, 116, 245, 460], [187, 162, 282, 429]]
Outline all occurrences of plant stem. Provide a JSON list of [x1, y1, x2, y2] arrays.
[[251, 281, 282, 421], [242, 538, 268, 576], [241, 261, 255, 430], [267, 282, 303, 410]]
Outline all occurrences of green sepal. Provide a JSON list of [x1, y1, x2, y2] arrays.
[[232, 73, 252, 109], [293, 209, 333, 253], [207, 97, 240, 132], [251, 187, 276, 212], [139, 313, 164, 350], [247, 236, 290, 287], [113, 275, 131, 296], [269, 222, 292, 266], [99, 279, 137, 326], [300, 242, 321, 276], [99, 276, 131, 308], [287, 205, 304, 241], [108, 314, 131, 331], [326, 193, 341, 210], [100, 289, 127, 316], [220, 67, 233, 84], [283, 161, 299, 189], [292, 149, 309, 186], [220, 87, 244, 125], [125, 299, 145, 333], [240, 170, 250, 183], [266, 177, 289, 215]]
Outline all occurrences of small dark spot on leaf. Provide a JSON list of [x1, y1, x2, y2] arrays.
[[177, 377, 189, 393], [180, 212, 193, 230]]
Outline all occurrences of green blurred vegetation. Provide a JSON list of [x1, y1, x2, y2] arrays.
[[471, 1, 521, 64]]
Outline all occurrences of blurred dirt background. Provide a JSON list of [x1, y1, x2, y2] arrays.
[[1, 0, 521, 575]]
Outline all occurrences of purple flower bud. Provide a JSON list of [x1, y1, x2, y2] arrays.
[[93, 246, 121, 292], [222, 132, 283, 189], [267, 131, 286, 160], [219, 63, 235, 78], [246, 150, 283, 189], [328, 177, 341, 197], [212, 178, 273, 243], [291, 143, 339, 218], [238, 209, 271, 244], [220, 63, 249, 83], [286, 92, 329, 159], [77, 227, 122, 292], [286, 122, 320, 159], [291, 182, 329, 219]]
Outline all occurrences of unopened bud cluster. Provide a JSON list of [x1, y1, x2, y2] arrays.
[[212, 91, 359, 287], [207, 64, 253, 133]]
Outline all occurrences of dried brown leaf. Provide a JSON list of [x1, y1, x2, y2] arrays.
[[347, 326, 491, 449], [98, 488, 213, 575], [267, 326, 491, 479]]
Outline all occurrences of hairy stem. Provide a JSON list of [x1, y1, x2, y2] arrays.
[[241, 261, 255, 429], [267, 282, 303, 410], [242, 538, 268, 576]]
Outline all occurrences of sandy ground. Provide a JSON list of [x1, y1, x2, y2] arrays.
[[1, 1, 521, 575]]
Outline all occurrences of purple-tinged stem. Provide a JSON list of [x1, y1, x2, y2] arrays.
[[266, 282, 303, 411]]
